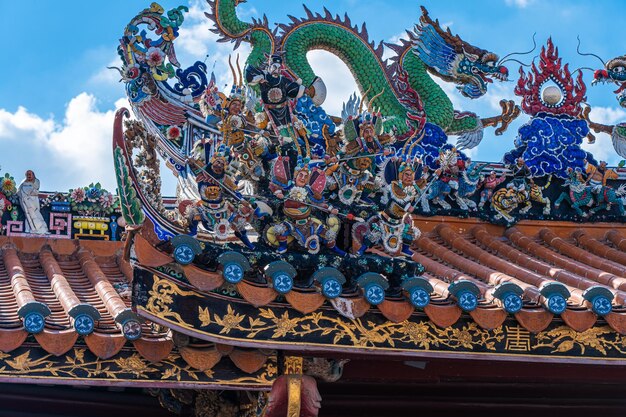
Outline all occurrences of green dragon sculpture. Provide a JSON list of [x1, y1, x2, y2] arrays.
[[207, 0, 518, 140]]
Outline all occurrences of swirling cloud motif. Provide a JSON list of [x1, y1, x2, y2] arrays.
[[400, 123, 467, 169], [503, 113, 591, 178], [294, 96, 336, 158]]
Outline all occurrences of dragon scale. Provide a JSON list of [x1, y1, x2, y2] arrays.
[[208, 0, 491, 135], [280, 21, 419, 134], [208, 0, 274, 69]]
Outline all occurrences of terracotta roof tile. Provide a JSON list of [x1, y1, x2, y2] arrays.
[[39, 248, 102, 335], [21, 251, 72, 330], [474, 227, 584, 305], [0, 238, 149, 343], [0, 238, 274, 375], [540, 229, 626, 288], [126, 216, 626, 337], [573, 230, 626, 266], [77, 250, 139, 332], [436, 225, 540, 302], [415, 235, 493, 296], [508, 228, 626, 305], [606, 230, 626, 252], [0, 254, 22, 328]]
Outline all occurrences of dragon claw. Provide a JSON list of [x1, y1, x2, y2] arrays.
[[481, 100, 521, 136]]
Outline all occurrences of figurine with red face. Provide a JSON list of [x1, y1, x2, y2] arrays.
[[327, 110, 392, 205], [478, 170, 506, 209], [266, 156, 342, 255], [353, 157, 422, 257], [187, 147, 262, 249]]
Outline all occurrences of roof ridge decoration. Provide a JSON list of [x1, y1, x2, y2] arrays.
[[106, 3, 626, 336], [133, 268, 626, 362], [12, 1, 626, 411], [516, 37, 587, 117], [104, 7, 626, 402], [112, 2, 626, 231], [504, 38, 592, 180]]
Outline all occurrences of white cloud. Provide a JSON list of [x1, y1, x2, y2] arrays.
[[0, 107, 55, 142], [176, 14, 217, 58], [505, 0, 535, 8], [588, 106, 626, 126], [582, 132, 618, 164], [307, 50, 358, 116], [0, 93, 128, 192]]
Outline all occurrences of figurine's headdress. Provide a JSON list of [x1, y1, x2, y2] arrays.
[[225, 54, 246, 109], [437, 146, 460, 168], [294, 156, 311, 176], [210, 144, 230, 165], [342, 87, 385, 143], [264, 51, 285, 66], [398, 156, 421, 175], [357, 86, 384, 130]]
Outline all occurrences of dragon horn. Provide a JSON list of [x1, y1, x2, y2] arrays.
[[228, 55, 238, 87], [236, 53, 243, 87], [498, 33, 537, 66], [576, 35, 606, 66], [359, 85, 372, 114], [107, 66, 124, 80], [367, 88, 385, 113]]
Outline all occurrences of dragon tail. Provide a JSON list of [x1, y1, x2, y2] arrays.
[[206, 0, 275, 68]]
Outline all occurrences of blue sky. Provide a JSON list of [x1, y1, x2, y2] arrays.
[[1, 0, 625, 192]]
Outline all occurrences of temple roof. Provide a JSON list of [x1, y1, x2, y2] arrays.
[[0, 237, 146, 351], [411, 217, 626, 330], [0, 236, 275, 388], [132, 217, 626, 351]]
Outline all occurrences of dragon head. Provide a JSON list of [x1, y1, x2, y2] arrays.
[[415, 7, 509, 99], [593, 55, 626, 107], [452, 51, 509, 98]]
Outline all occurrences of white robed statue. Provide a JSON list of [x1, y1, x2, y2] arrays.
[[17, 170, 48, 234]]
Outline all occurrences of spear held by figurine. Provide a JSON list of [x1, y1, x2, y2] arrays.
[[187, 158, 362, 221]]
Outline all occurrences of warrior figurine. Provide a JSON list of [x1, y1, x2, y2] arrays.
[[509, 157, 531, 179], [200, 58, 250, 150], [585, 159, 618, 193], [354, 157, 422, 257], [187, 146, 261, 249], [325, 155, 379, 206], [200, 58, 276, 184], [245, 53, 308, 152], [328, 91, 392, 205], [266, 156, 342, 255], [436, 148, 466, 191], [427, 148, 467, 210], [478, 170, 506, 209]]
